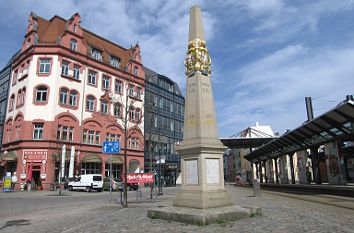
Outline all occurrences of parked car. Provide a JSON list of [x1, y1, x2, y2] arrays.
[[103, 177, 123, 191], [68, 174, 103, 192]]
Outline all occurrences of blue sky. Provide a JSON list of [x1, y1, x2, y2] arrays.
[[1, 0, 354, 137]]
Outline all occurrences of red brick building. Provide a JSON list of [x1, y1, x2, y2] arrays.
[[1, 12, 145, 190]]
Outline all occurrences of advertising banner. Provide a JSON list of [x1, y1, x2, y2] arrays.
[[324, 142, 346, 185], [127, 173, 154, 183]]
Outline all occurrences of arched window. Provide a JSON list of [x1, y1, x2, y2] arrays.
[[60, 88, 69, 105], [9, 94, 15, 111], [70, 39, 77, 51], [17, 89, 22, 106], [21, 87, 26, 105], [69, 91, 78, 106], [35, 86, 48, 102], [86, 95, 95, 111]]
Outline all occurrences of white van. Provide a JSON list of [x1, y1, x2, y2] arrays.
[[68, 174, 103, 192]]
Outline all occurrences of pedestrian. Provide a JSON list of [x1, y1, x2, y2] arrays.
[[11, 172, 18, 191]]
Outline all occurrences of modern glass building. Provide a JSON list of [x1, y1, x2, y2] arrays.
[[144, 67, 184, 186]]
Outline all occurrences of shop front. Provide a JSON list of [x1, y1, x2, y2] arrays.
[[0, 151, 18, 178], [81, 153, 102, 175], [21, 149, 48, 191]]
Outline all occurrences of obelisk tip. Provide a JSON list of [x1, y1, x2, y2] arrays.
[[188, 5, 205, 42]]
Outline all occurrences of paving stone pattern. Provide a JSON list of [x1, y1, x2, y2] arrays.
[[0, 186, 354, 233]]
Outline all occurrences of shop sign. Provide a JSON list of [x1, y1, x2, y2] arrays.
[[23, 150, 47, 162], [127, 173, 154, 183]]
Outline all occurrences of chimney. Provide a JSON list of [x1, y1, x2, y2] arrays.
[[346, 95, 353, 101]]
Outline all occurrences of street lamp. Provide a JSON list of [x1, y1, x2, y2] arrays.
[[158, 143, 163, 196]]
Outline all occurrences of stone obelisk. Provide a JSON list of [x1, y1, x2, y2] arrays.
[[174, 5, 232, 209]]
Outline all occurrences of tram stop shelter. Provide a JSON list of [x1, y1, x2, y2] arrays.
[[244, 100, 354, 185]]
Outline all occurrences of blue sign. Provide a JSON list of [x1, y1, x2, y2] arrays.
[[102, 141, 120, 154]]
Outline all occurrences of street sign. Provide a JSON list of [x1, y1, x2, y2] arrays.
[[102, 141, 120, 154]]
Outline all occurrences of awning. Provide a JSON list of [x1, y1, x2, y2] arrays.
[[0, 151, 18, 161], [82, 154, 102, 163], [107, 155, 123, 164]]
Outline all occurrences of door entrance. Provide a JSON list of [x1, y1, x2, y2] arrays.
[[32, 171, 41, 190]]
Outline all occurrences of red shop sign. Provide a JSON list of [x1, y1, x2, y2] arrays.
[[127, 173, 154, 183], [23, 149, 47, 161]]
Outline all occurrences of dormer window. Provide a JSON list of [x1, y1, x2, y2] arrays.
[[91, 48, 102, 61], [110, 55, 120, 68], [70, 39, 77, 51]]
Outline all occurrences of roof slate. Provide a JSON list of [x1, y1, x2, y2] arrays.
[[36, 15, 132, 69]]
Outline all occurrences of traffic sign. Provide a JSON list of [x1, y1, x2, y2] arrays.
[[102, 141, 120, 154]]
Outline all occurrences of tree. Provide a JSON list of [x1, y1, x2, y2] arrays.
[[108, 45, 145, 207]]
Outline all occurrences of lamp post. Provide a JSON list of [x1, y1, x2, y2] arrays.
[[158, 144, 163, 196]]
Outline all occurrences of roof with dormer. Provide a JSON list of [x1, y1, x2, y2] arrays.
[[32, 13, 137, 71]]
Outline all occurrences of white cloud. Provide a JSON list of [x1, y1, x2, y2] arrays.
[[218, 44, 354, 136]]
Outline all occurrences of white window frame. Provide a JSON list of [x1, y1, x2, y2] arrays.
[[70, 39, 77, 51], [86, 96, 95, 111], [69, 91, 77, 107], [88, 70, 97, 85], [114, 103, 121, 117], [36, 87, 47, 102], [101, 100, 108, 114], [39, 59, 51, 74], [129, 85, 134, 97], [110, 56, 120, 68], [61, 61, 69, 76], [73, 65, 80, 79], [91, 48, 102, 61], [33, 123, 44, 140], [115, 79, 122, 94], [60, 89, 68, 105], [102, 75, 110, 90]]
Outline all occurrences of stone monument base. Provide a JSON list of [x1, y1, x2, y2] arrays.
[[147, 204, 261, 226], [174, 189, 232, 209]]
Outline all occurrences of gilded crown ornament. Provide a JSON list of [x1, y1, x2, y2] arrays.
[[184, 38, 211, 76]]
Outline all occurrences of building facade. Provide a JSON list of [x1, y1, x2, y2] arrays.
[[0, 52, 20, 180], [144, 68, 184, 186], [1, 12, 145, 190]]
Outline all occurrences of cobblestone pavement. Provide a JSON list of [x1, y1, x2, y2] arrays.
[[1, 185, 354, 233]]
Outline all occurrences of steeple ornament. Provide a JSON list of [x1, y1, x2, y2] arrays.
[[184, 38, 211, 76]]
